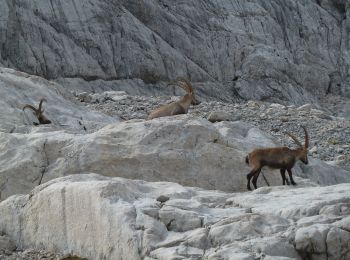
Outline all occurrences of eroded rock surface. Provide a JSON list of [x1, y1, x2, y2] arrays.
[[0, 174, 349, 259], [0, 68, 117, 134], [0, 0, 349, 106], [0, 1, 349, 259], [2, 112, 350, 201]]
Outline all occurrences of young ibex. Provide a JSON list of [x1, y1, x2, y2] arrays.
[[245, 126, 309, 190], [147, 78, 200, 120], [23, 98, 51, 125]]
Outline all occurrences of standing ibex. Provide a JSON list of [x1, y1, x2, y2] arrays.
[[147, 78, 200, 120], [23, 98, 51, 125], [245, 126, 309, 190]]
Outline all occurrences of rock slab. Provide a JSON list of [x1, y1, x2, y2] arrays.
[[0, 174, 349, 259]]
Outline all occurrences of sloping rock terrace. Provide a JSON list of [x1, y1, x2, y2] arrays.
[[1, 174, 349, 260]]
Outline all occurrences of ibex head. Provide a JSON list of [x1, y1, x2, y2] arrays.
[[285, 126, 309, 164], [168, 78, 200, 105], [23, 98, 52, 125]]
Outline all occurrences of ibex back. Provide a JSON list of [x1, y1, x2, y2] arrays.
[[148, 78, 200, 120]]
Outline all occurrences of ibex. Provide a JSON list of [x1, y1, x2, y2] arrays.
[[23, 98, 51, 125], [147, 78, 200, 120], [245, 126, 309, 190]]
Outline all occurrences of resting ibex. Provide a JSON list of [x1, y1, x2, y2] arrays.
[[23, 98, 51, 125], [245, 126, 309, 190], [147, 78, 200, 120]]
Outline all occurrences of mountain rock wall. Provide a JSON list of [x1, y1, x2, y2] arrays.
[[0, 0, 349, 103]]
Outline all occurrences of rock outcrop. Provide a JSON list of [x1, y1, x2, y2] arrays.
[[0, 174, 349, 259], [1, 67, 350, 201], [0, 0, 349, 104], [78, 90, 350, 169], [0, 67, 117, 134], [2, 110, 350, 201]]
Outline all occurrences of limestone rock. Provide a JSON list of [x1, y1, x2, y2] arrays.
[[0, 174, 349, 260], [2, 112, 350, 201], [159, 206, 202, 232], [334, 216, 350, 232], [0, 68, 117, 134], [0, 235, 16, 252], [295, 224, 330, 254], [297, 104, 312, 113], [0, 0, 349, 103], [326, 227, 350, 260], [309, 146, 318, 154], [207, 111, 235, 123]]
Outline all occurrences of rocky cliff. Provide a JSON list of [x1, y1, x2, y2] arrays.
[[0, 0, 350, 106]]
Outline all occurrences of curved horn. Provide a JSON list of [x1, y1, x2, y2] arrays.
[[302, 126, 309, 149], [177, 77, 193, 94], [38, 98, 47, 113], [168, 78, 193, 94], [23, 104, 38, 113], [285, 132, 303, 147]]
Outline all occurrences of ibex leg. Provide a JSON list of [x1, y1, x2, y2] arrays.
[[287, 169, 297, 185]]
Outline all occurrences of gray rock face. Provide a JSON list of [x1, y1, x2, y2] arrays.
[[0, 0, 349, 104], [0, 174, 349, 260], [1, 67, 349, 203], [2, 110, 350, 201], [0, 235, 16, 252], [0, 67, 117, 134]]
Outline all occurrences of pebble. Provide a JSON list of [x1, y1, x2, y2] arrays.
[[310, 146, 318, 154], [297, 104, 312, 112], [207, 111, 232, 123], [337, 148, 344, 153], [269, 103, 286, 110], [157, 195, 170, 203]]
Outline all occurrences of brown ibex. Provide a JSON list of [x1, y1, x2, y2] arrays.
[[245, 126, 309, 190], [147, 78, 200, 120], [23, 98, 51, 125]]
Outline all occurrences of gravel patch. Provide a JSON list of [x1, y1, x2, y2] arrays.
[[75, 91, 350, 171]]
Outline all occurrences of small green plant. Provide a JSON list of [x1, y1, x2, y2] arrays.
[[328, 138, 340, 145]]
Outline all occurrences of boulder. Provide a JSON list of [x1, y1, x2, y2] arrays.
[[295, 224, 330, 255], [207, 111, 238, 122]]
